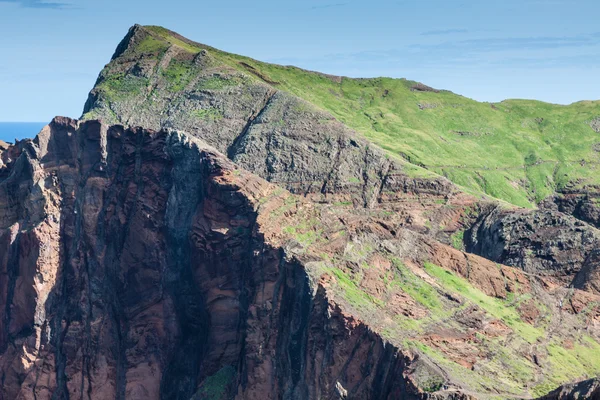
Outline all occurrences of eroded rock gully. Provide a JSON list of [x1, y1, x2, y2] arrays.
[[0, 118, 456, 400], [465, 204, 600, 293]]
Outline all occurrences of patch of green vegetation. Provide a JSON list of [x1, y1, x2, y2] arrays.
[[162, 59, 195, 92], [450, 230, 465, 250], [537, 336, 600, 395], [269, 195, 300, 217], [96, 73, 149, 100], [332, 200, 353, 206], [423, 263, 543, 343], [328, 267, 384, 312], [407, 340, 531, 397], [136, 36, 169, 54], [193, 366, 236, 400], [390, 258, 443, 312], [532, 382, 560, 398], [392, 314, 424, 332], [192, 107, 223, 122], [81, 106, 119, 124], [281, 212, 325, 247], [197, 75, 245, 90], [283, 225, 319, 247], [144, 25, 201, 53]]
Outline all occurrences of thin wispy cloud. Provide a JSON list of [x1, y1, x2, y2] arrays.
[[488, 54, 600, 69], [421, 29, 469, 36], [0, 0, 72, 9], [310, 3, 348, 10], [410, 33, 600, 53], [267, 32, 600, 74]]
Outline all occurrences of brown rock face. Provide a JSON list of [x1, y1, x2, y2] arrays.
[[465, 204, 600, 287], [0, 118, 438, 400], [536, 378, 600, 400]]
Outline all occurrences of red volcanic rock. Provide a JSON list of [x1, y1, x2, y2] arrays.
[[0, 118, 442, 400]]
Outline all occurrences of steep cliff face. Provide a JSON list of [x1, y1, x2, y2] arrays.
[[542, 190, 600, 230], [465, 205, 600, 294], [0, 118, 466, 400], [466, 206, 599, 276]]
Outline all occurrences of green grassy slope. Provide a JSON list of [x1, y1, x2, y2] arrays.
[[214, 55, 600, 208], [92, 25, 600, 208]]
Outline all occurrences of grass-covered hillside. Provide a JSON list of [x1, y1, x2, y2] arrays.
[[86, 25, 600, 208], [246, 71, 600, 208]]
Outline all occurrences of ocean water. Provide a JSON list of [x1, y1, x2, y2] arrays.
[[0, 122, 48, 144]]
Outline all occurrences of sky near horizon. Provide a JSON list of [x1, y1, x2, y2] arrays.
[[0, 0, 599, 122]]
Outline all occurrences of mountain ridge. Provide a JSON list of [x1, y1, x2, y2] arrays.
[[83, 24, 600, 210]]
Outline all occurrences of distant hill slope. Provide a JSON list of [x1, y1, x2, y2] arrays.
[[83, 25, 600, 208]]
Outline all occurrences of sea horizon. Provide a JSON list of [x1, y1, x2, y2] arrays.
[[0, 122, 48, 143]]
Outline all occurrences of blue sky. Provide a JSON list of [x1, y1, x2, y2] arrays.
[[1, 0, 599, 121]]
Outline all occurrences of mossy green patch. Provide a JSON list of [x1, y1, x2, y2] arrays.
[[423, 263, 543, 343], [538, 337, 600, 395], [193, 366, 236, 400], [389, 259, 443, 312], [96, 73, 149, 100], [162, 59, 195, 92], [192, 107, 223, 122], [144, 25, 202, 53], [136, 36, 169, 54], [327, 267, 384, 312], [197, 75, 246, 90], [450, 230, 465, 250]]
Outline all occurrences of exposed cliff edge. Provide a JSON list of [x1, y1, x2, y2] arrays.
[[0, 118, 425, 400]]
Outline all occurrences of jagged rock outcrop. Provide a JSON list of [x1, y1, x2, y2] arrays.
[[465, 205, 600, 286], [542, 191, 600, 230], [537, 378, 600, 400]]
